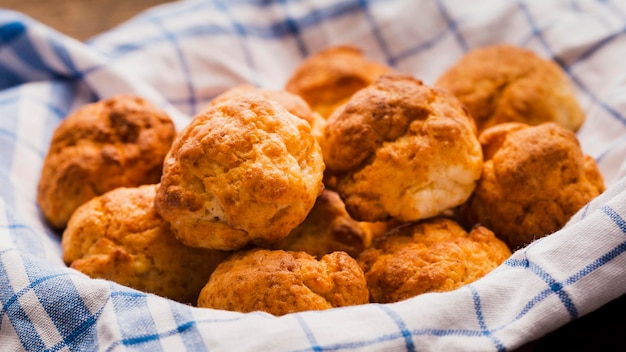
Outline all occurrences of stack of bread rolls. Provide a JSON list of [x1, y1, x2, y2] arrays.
[[37, 44, 605, 315]]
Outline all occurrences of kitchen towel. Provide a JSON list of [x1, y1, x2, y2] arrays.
[[2, 0, 626, 350]]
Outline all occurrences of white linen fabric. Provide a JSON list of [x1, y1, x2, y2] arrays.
[[1, 0, 626, 351]]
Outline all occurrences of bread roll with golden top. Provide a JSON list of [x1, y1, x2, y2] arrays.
[[285, 45, 394, 119], [197, 248, 369, 316], [265, 189, 372, 259], [206, 84, 326, 145], [323, 74, 483, 223], [459, 122, 605, 250], [37, 94, 176, 229], [155, 95, 325, 251], [435, 44, 585, 133], [62, 185, 229, 305], [357, 217, 511, 303]]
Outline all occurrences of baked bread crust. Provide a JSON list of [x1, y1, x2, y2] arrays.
[[62, 185, 228, 304], [207, 84, 326, 145], [265, 190, 372, 259], [357, 217, 511, 303], [459, 122, 605, 250], [323, 74, 482, 222], [37, 94, 176, 229], [435, 44, 585, 132], [197, 248, 369, 315], [285, 45, 394, 119], [155, 95, 325, 251]]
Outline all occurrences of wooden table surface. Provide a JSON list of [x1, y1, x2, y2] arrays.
[[2, 1, 626, 350], [0, 0, 174, 41]]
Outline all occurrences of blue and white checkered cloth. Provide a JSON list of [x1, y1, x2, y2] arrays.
[[2, 0, 626, 350]]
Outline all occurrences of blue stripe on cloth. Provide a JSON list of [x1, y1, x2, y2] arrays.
[[358, 0, 395, 66], [46, 33, 83, 81], [600, 204, 626, 233], [495, 229, 626, 334], [291, 324, 488, 352], [213, 0, 261, 86], [0, 63, 25, 89], [105, 303, 258, 351], [467, 286, 505, 352], [392, 25, 454, 65], [110, 290, 148, 299], [289, 0, 384, 37], [25, 271, 101, 351], [377, 304, 416, 352], [278, 0, 308, 57], [13, 29, 64, 75], [0, 257, 70, 351], [504, 256, 578, 320], [111, 289, 163, 351], [92, 0, 388, 60], [435, 0, 469, 52], [580, 202, 592, 219], [294, 314, 322, 352], [0, 19, 76, 89], [86, 1, 214, 47], [565, 241, 626, 286], [0, 125, 44, 158], [0, 86, 20, 133], [105, 320, 198, 352], [595, 133, 626, 164], [564, 71, 626, 127], [0, 90, 19, 223], [0, 20, 26, 44], [167, 301, 208, 352], [3, 222, 47, 260], [150, 18, 198, 115], [567, 24, 626, 69], [0, 84, 74, 157]]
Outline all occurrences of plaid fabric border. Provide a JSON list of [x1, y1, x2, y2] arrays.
[[2, 0, 626, 350]]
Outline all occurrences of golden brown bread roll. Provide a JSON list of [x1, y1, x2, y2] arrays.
[[37, 94, 176, 229], [155, 94, 325, 251], [197, 248, 369, 316], [62, 185, 229, 305], [357, 217, 511, 303], [264, 189, 372, 259], [285, 45, 394, 119], [206, 83, 326, 145], [207, 84, 316, 124], [459, 122, 605, 250], [435, 44, 585, 133], [323, 74, 483, 223]]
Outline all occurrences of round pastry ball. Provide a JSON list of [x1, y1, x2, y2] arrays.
[[197, 248, 369, 316], [323, 74, 483, 223], [62, 185, 229, 305], [357, 217, 511, 304], [264, 189, 373, 259], [435, 44, 585, 133], [207, 84, 317, 125], [459, 122, 605, 250], [206, 84, 326, 145], [155, 95, 325, 251], [285, 45, 394, 119], [37, 94, 176, 229]]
